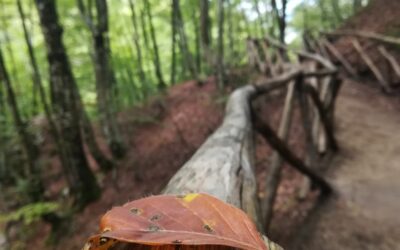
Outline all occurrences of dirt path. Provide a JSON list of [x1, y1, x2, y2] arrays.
[[289, 81, 400, 250]]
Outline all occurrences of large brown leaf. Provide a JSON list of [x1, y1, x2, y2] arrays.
[[83, 193, 269, 250]]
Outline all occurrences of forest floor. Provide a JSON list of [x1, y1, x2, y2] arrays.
[[5, 72, 400, 250], [18, 76, 316, 250], [287, 79, 400, 250]]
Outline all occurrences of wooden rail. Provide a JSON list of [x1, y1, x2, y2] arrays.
[[247, 37, 341, 231], [319, 30, 400, 93], [84, 37, 342, 250]]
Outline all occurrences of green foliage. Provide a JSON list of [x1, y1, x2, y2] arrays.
[[0, 202, 59, 225], [290, 0, 363, 38]]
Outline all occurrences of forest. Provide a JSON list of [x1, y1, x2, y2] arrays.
[[3, 0, 400, 249]]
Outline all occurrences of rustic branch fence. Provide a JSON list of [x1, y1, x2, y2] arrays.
[[85, 36, 344, 249], [307, 31, 400, 93], [162, 37, 341, 247]]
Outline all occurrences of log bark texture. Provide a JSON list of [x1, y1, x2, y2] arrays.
[[163, 85, 260, 227]]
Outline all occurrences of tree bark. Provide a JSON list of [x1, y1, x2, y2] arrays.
[[227, 0, 235, 60], [35, 0, 100, 209], [192, 2, 201, 73], [216, 0, 225, 89], [271, 0, 287, 45], [174, 0, 198, 81], [0, 47, 43, 202], [144, 0, 166, 89], [78, 0, 127, 158], [199, 0, 211, 49], [170, 0, 178, 84], [164, 84, 262, 228], [128, 0, 146, 86]]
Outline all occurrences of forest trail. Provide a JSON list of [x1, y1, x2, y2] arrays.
[[290, 80, 400, 250]]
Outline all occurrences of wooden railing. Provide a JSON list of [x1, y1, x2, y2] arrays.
[[84, 37, 343, 249], [305, 30, 400, 93], [246, 37, 341, 230]]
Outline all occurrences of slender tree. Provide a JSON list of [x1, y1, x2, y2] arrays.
[[171, 0, 178, 84], [192, 3, 201, 73], [174, 0, 198, 81], [200, 0, 211, 47], [0, 46, 43, 202], [271, 0, 288, 45], [227, 0, 235, 60], [34, 0, 100, 208], [200, 0, 212, 68], [19, 0, 113, 173], [77, 0, 126, 158], [0, 4, 21, 97], [143, 0, 166, 89], [128, 0, 146, 86], [216, 0, 225, 89]]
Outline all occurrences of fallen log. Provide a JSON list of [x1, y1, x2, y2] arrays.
[[163, 84, 261, 228]]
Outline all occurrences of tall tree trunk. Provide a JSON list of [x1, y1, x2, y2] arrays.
[[200, 0, 211, 48], [0, 5, 22, 101], [271, 0, 287, 45], [227, 0, 235, 60], [78, 0, 126, 158], [271, 0, 288, 60], [144, 0, 166, 89], [216, 0, 225, 89], [0, 47, 43, 202], [35, 0, 100, 209], [192, 1, 201, 74], [174, 0, 198, 81], [199, 0, 212, 69], [171, 0, 178, 84], [128, 0, 146, 86], [18, 0, 92, 181]]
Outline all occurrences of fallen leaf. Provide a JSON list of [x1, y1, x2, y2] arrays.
[[83, 193, 268, 250]]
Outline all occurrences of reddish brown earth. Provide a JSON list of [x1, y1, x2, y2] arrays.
[[7, 1, 400, 249], [330, 0, 400, 89], [13, 75, 319, 250]]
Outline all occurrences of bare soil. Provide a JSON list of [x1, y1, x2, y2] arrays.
[[17, 77, 315, 250], [287, 80, 400, 250]]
